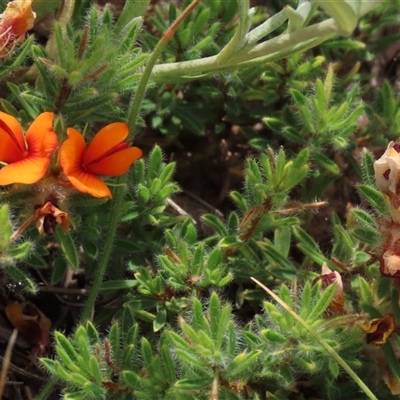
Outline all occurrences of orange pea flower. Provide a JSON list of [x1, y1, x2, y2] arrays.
[[60, 122, 142, 198], [0, 0, 36, 58], [0, 112, 58, 185]]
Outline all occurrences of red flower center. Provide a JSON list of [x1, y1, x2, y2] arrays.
[[84, 141, 129, 167], [0, 118, 26, 157], [383, 169, 391, 180]]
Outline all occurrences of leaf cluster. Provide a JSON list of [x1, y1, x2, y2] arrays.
[[43, 289, 365, 399], [1, 3, 148, 128]]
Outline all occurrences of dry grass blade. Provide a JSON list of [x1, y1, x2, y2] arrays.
[[0, 329, 18, 399]]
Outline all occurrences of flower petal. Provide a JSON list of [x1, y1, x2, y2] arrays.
[[0, 155, 50, 185], [85, 146, 142, 176], [5, 302, 42, 342], [359, 315, 395, 345], [0, 111, 25, 162], [380, 250, 400, 277], [25, 112, 58, 158], [83, 122, 129, 166], [34, 201, 69, 235], [60, 127, 86, 175], [3, 0, 36, 37], [67, 170, 112, 198]]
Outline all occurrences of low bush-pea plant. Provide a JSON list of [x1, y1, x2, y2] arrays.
[[1, 0, 400, 399]]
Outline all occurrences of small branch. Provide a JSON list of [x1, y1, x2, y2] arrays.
[[80, 0, 201, 324], [127, 0, 201, 136], [149, 18, 339, 84]]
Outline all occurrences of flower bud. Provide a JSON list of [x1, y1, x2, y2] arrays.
[[313, 263, 344, 312], [374, 142, 400, 198]]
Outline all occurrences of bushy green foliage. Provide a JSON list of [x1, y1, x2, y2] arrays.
[[2, 0, 400, 399], [42, 288, 366, 399]]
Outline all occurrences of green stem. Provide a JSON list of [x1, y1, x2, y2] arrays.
[[36, 377, 58, 400], [149, 18, 338, 84], [127, 0, 200, 137], [79, 185, 125, 323], [80, 0, 200, 323]]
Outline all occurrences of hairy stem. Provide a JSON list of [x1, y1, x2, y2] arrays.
[[80, 0, 200, 323], [79, 186, 125, 323], [36, 377, 58, 400], [127, 0, 201, 137]]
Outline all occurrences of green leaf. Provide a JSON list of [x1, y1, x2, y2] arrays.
[[383, 341, 400, 382], [354, 251, 371, 266], [54, 226, 79, 271], [332, 224, 353, 261], [86, 322, 101, 346], [293, 227, 328, 264], [88, 355, 102, 385], [0, 204, 9, 228], [153, 183, 178, 203], [148, 145, 163, 180], [327, 357, 339, 379], [358, 184, 390, 215], [225, 350, 262, 378], [160, 336, 176, 384], [51, 253, 68, 285], [24, 252, 47, 269], [264, 241, 296, 274], [0, 37, 33, 80], [351, 227, 380, 244], [159, 162, 176, 184], [141, 337, 155, 373], [209, 292, 221, 341], [313, 152, 340, 175], [109, 323, 121, 363], [191, 8, 211, 37], [290, 88, 307, 106], [307, 283, 336, 323], [218, 236, 242, 248], [40, 358, 57, 374], [361, 149, 378, 187], [207, 248, 222, 271], [261, 329, 286, 343], [55, 331, 79, 364], [300, 282, 312, 319], [349, 208, 376, 229], [3, 265, 35, 293], [123, 371, 141, 388], [100, 280, 138, 291], [125, 298, 158, 311], [175, 377, 213, 390], [174, 348, 208, 369], [114, 0, 149, 35], [154, 307, 167, 332], [82, 241, 98, 259], [192, 298, 209, 333], [202, 214, 228, 236], [8, 242, 31, 259]]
